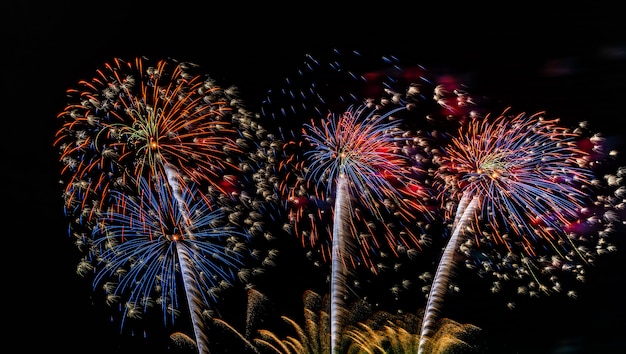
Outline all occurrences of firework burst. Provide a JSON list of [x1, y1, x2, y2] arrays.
[[439, 110, 597, 241], [418, 108, 626, 353], [299, 103, 433, 270], [91, 170, 246, 353], [262, 49, 457, 280], [54, 57, 245, 219], [301, 102, 437, 353]]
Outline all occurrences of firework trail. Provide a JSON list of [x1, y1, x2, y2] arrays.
[[418, 193, 478, 354], [418, 109, 626, 353], [329, 174, 351, 354], [54, 57, 286, 353]]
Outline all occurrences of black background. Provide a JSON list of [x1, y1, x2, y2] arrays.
[[5, 2, 626, 353]]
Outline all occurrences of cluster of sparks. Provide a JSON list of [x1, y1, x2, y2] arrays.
[[293, 103, 433, 272], [435, 111, 625, 303], [188, 288, 483, 354], [54, 57, 287, 353], [266, 52, 445, 290], [54, 51, 625, 353]]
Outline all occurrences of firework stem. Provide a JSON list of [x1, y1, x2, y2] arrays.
[[418, 193, 479, 354], [166, 164, 211, 354], [330, 174, 352, 354]]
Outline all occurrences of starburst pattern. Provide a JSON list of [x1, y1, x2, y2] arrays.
[[264, 50, 454, 279], [436, 110, 624, 294], [91, 172, 246, 344], [299, 102, 434, 354], [299, 103, 432, 270], [418, 109, 626, 353], [439, 111, 597, 243], [54, 58, 244, 222]]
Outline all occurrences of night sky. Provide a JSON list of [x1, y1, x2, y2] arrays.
[[6, 2, 626, 353]]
